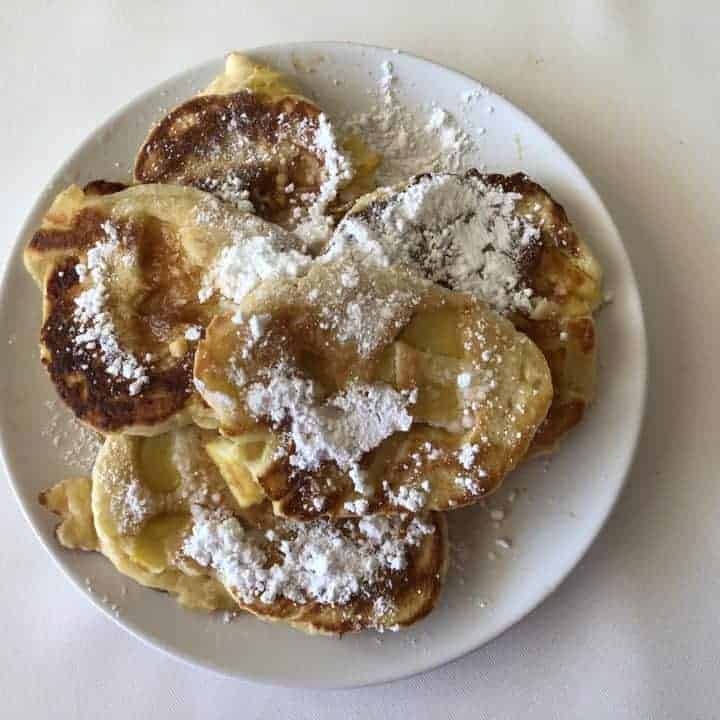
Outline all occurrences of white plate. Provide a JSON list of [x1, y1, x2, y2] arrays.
[[0, 42, 646, 688]]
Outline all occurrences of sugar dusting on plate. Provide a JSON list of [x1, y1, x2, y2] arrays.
[[41, 399, 102, 474], [341, 60, 479, 186]]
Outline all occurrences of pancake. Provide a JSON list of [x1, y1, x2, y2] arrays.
[[39, 476, 99, 552], [25, 182, 310, 435], [134, 53, 379, 246], [194, 260, 553, 519], [91, 427, 447, 633], [324, 171, 602, 453], [92, 431, 237, 611]]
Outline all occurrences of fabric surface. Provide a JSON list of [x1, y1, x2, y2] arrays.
[[1, 2, 719, 717]]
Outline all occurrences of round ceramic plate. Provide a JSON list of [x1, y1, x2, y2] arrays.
[[0, 42, 646, 688]]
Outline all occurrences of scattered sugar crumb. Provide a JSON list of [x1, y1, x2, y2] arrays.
[[84, 578, 121, 616], [390, 483, 428, 512], [185, 325, 202, 341]]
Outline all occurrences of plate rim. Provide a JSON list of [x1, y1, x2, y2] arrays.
[[0, 40, 648, 689]]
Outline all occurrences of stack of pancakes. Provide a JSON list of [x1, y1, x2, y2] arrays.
[[28, 53, 602, 635]]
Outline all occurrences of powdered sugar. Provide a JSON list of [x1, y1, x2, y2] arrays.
[[184, 325, 202, 341], [248, 313, 270, 341], [349, 465, 373, 497], [456, 443, 480, 470], [183, 505, 434, 608], [190, 95, 352, 245], [245, 367, 416, 473], [340, 61, 478, 185], [327, 173, 541, 315], [115, 478, 155, 533], [199, 175, 255, 212], [461, 88, 486, 104], [455, 475, 481, 493], [454, 444, 486, 494], [318, 284, 419, 357], [41, 399, 102, 473], [199, 232, 313, 304], [293, 113, 354, 245], [389, 482, 429, 512], [339, 266, 360, 288], [73, 221, 149, 395], [344, 498, 370, 514]]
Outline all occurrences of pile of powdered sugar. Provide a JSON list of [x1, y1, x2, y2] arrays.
[[326, 172, 541, 315], [73, 221, 149, 395], [183, 505, 434, 608], [245, 366, 416, 474], [199, 232, 313, 305], [340, 60, 479, 186]]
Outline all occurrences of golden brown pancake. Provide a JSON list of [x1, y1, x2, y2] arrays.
[[90, 427, 447, 633], [135, 92, 329, 224], [485, 172, 601, 452], [24, 182, 308, 435], [134, 53, 379, 245], [194, 260, 553, 519], [212, 505, 447, 635], [92, 431, 237, 611], [325, 171, 602, 454]]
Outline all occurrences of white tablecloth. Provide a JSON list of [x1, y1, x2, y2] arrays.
[[1, 2, 718, 717]]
